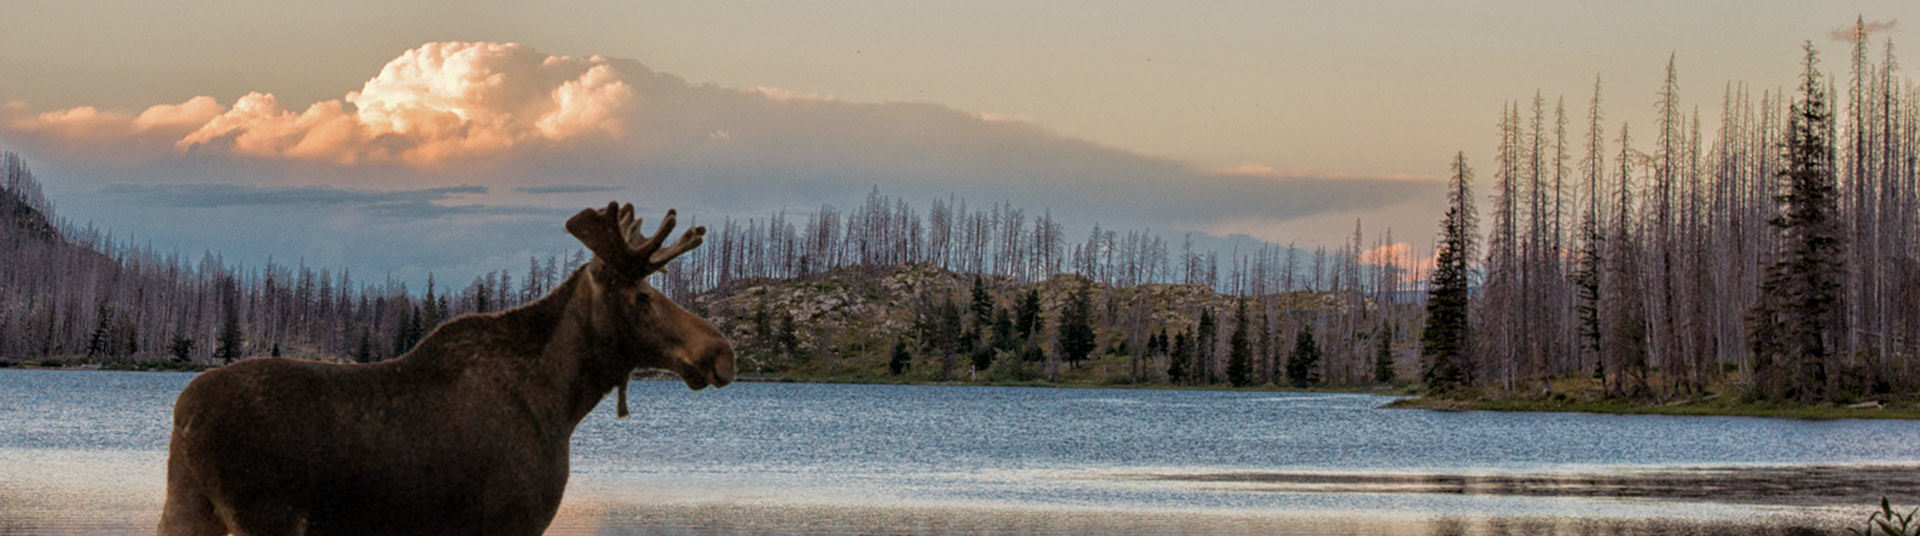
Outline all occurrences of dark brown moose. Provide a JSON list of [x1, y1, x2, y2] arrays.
[[159, 203, 735, 536]]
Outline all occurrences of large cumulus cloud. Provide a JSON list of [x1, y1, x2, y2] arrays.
[[9, 42, 632, 166]]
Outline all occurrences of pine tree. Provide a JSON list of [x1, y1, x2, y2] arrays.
[[354, 328, 374, 364], [777, 311, 800, 359], [1750, 43, 1847, 403], [970, 275, 993, 328], [85, 300, 114, 358], [1015, 288, 1042, 341], [1196, 308, 1217, 384], [1373, 323, 1396, 385], [1287, 328, 1322, 388], [1227, 299, 1253, 386], [1422, 152, 1477, 392], [889, 339, 911, 375], [1058, 281, 1096, 368], [1168, 330, 1191, 384], [991, 306, 1014, 351], [168, 335, 195, 363], [215, 274, 244, 364]]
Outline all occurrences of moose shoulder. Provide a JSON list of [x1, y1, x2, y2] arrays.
[[160, 204, 736, 536]]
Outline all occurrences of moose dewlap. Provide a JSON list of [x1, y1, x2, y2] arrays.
[[158, 203, 736, 536]]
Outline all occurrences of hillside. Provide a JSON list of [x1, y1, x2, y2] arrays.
[[693, 262, 1398, 385]]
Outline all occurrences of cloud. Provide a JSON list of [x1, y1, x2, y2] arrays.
[[98, 182, 486, 208], [514, 184, 625, 194], [1831, 18, 1898, 42], [9, 42, 633, 167], [740, 86, 836, 103]]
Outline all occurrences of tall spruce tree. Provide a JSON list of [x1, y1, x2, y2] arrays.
[[1422, 152, 1477, 392], [1749, 43, 1846, 403], [1373, 323, 1396, 385], [1196, 308, 1218, 384], [1058, 280, 1096, 368], [1168, 330, 1191, 384], [1015, 289, 1042, 341], [216, 274, 244, 364], [1227, 298, 1253, 387], [1287, 328, 1322, 388]]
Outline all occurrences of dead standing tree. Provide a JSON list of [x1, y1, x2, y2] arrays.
[[159, 204, 736, 536]]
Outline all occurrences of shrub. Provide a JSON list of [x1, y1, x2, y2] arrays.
[[1851, 498, 1919, 536]]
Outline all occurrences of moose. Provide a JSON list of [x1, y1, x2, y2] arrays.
[[158, 203, 735, 536]]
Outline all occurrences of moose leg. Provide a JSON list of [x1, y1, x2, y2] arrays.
[[157, 486, 227, 536]]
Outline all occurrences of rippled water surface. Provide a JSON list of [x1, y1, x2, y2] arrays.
[[5, 369, 1920, 534]]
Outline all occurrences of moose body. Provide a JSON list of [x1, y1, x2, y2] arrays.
[[160, 205, 734, 536]]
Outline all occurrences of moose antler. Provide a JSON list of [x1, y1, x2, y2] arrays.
[[566, 202, 706, 283]]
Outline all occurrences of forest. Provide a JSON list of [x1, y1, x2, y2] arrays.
[[1422, 31, 1920, 406]]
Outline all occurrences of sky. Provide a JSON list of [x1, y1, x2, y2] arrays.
[[0, 1, 1914, 287]]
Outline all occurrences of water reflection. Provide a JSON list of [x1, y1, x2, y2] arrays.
[[1, 370, 1910, 535]]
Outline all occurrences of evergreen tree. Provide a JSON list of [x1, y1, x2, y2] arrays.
[[354, 328, 374, 363], [168, 335, 194, 363], [1196, 308, 1217, 384], [970, 275, 994, 328], [422, 273, 441, 329], [216, 274, 244, 364], [1227, 299, 1253, 387], [1058, 281, 1096, 368], [1373, 324, 1396, 385], [1287, 328, 1322, 388], [991, 307, 1014, 350], [393, 305, 417, 356], [777, 311, 800, 359], [1015, 288, 1042, 340], [1168, 330, 1191, 383], [85, 301, 114, 358], [1750, 43, 1847, 403], [971, 345, 995, 372], [889, 339, 911, 375], [1422, 152, 1476, 392]]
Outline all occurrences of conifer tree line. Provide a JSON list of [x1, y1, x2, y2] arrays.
[[1425, 29, 1920, 403]]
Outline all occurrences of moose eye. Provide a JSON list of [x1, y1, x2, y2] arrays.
[[618, 285, 648, 305]]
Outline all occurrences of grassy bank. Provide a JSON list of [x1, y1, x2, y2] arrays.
[[1384, 374, 1920, 420], [1384, 395, 1920, 420]]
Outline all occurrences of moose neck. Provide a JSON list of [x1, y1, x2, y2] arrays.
[[511, 267, 647, 428]]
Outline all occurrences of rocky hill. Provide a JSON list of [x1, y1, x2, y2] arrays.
[[692, 262, 1385, 382]]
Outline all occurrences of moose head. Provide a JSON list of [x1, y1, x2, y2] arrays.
[[566, 202, 736, 415]]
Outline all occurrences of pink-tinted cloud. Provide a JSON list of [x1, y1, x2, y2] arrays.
[[1831, 18, 1898, 42], [1213, 162, 1426, 181], [7, 42, 633, 167], [739, 86, 837, 103]]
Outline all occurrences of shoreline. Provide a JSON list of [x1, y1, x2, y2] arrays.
[[1384, 394, 1920, 420]]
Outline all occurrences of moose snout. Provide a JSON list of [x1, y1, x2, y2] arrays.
[[708, 344, 736, 388]]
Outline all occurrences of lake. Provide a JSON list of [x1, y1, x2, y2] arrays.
[[3, 368, 1918, 535]]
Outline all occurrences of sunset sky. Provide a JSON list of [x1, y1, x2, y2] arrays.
[[1, 1, 1914, 285]]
